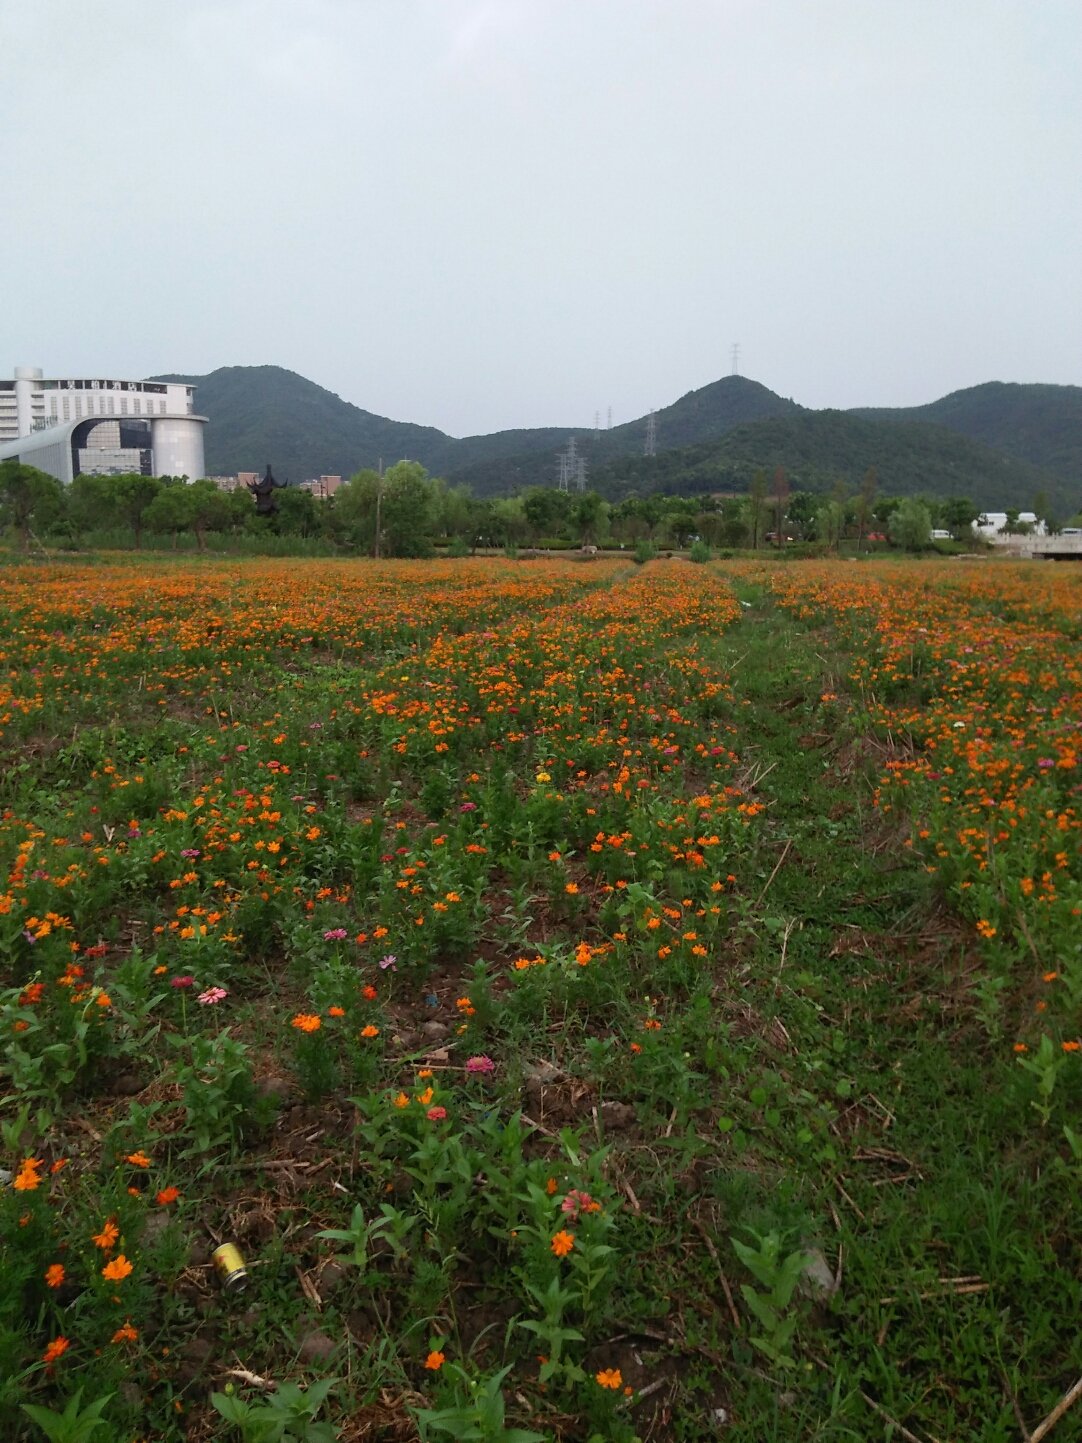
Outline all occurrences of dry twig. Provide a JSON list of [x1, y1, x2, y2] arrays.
[[1029, 1374, 1082, 1443]]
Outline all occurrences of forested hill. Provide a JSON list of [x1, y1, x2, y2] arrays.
[[154, 366, 804, 482], [850, 382, 1082, 486], [152, 366, 453, 481], [153, 364, 1079, 514], [588, 411, 1074, 513]]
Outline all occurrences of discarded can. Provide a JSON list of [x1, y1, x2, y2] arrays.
[[212, 1242, 248, 1291]]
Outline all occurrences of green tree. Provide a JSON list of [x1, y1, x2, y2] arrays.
[[381, 461, 437, 557], [786, 491, 817, 540], [186, 481, 231, 550], [144, 483, 195, 548], [68, 474, 118, 537], [815, 499, 846, 551], [523, 487, 571, 542], [277, 485, 319, 538], [718, 498, 749, 548], [489, 496, 528, 546], [570, 491, 605, 547], [113, 473, 162, 547], [941, 496, 978, 539], [335, 469, 381, 552], [888, 496, 932, 551], [0, 460, 64, 549]]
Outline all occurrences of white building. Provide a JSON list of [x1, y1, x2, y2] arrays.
[[974, 511, 1045, 539], [0, 366, 207, 482]]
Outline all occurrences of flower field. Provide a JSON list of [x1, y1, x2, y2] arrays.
[[1, 555, 1079, 1442]]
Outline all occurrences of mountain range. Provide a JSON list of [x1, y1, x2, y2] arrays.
[[153, 367, 1081, 516]]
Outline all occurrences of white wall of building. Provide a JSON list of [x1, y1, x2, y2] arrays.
[[0, 367, 207, 480]]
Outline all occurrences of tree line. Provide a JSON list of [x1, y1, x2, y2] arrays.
[[2, 458, 1074, 557]]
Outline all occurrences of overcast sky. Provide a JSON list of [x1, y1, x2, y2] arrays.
[[2, 0, 1079, 436]]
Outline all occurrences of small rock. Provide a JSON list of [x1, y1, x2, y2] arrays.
[[317, 1260, 348, 1299], [421, 1020, 448, 1040], [296, 1326, 337, 1364], [799, 1247, 838, 1300], [524, 1060, 562, 1084], [599, 1100, 636, 1131], [112, 1072, 144, 1096], [181, 1334, 214, 1366], [142, 1210, 171, 1243], [256, 1075, 295, 1104], [233, 1208, 273, 1244], [188, 1237, 213, 1267]]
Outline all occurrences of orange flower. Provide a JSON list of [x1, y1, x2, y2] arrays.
[[111, 1322, 139, 1344], [362, 984, 378, 1000], [125, 1151, 152, 1168], [360, 1024, 380, 1038], [45, 1263, 65, 1288], [156, 1186, 181, 1206], [550, 1230, 575, 1257], [43, 1336, 70, 1365], [13, 1157, 43, 1191], [102, 1254, 133, 1282], [596, 1368, 623, 1389], [93, 1217, 120, 1252], [327, 1006, 345, 1017], [291, 1013, 322, 1032], [545, 1176, 558, 1196], [424, 1350, 445, 1371], [393, 1092, 410, 1108], [1063, 1040, 1080, 1053]]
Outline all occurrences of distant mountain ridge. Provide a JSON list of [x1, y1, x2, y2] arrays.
[[850, 382, 1082, 485], [590, 411, 1071, 514], [153, 365, 1080, 513]]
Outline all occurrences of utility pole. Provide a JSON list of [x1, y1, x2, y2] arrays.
[[644, 411, 657, 457]]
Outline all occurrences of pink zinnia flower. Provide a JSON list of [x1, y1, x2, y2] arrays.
[[171, 975, 195, 990], [323, 928, 348, 941], [197, 986, 228, 1005], [427, 1106, 447, 1121], [464, 1055, 496, 1075]]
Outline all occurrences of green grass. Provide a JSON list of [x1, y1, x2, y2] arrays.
[[2, 561, 1078, 1443]]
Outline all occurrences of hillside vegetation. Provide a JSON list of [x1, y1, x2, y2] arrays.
[[852, 381, 1082, 485], [155, 365, 1079, 515], [590, 410, 1073, 512]]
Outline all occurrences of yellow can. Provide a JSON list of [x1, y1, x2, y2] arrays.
[[212, 1242, 248, 1291]]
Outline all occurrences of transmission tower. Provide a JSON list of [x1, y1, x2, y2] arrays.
[[607, 405, 612, 430], [557, 435, 581, 491], [594, 410, 600, 440], [644, 410, 657, 457], [731, 342, 740, 376]]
